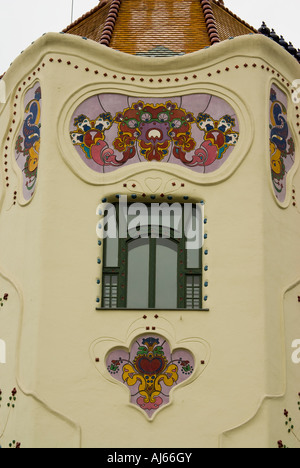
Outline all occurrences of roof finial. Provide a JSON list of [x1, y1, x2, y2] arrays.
[[258, 21, 270, 37], [270, 28, 279, 43], [288, 42, 297, 57], [279, 35, 288, 50]]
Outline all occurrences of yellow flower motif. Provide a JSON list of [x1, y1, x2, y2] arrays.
[[27, 140, 40, 173], [270, 141, 283, 175]]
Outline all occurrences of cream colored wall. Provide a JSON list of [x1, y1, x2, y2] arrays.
[[0, 33, 299, 448]]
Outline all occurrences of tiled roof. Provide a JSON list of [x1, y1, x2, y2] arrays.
[[62, 0, 299, 60], [62, 0, 256, 55], [63, 1, 112, 43], [211, 1, 256, 41], [110, 0, 212, 55]]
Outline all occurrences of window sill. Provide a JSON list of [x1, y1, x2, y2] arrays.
[[96, 307, 209, 312]]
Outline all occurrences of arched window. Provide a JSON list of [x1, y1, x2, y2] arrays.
[[100, 202, 203, 310]]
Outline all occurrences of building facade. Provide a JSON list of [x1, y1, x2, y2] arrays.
[[0, 0, 299, 448]]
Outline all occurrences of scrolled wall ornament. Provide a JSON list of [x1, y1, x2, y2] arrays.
[[105, 334, 196, 419], [69, 93, 240, 175]]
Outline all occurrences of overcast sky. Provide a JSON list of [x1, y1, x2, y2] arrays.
[[1, 0, 299, 74]]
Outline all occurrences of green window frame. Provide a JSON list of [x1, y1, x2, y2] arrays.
[[101, 203, 203, 310]]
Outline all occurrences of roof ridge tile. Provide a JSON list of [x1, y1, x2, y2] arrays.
[[200, 0, 220, 45], [100, 0, 122, 46]]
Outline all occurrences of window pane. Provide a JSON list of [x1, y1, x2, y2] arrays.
[[128, 204, 150, 238], [155, 239, 177, 309], [102, 274, 118, 308], [150, 203, 182, 239], [104, 237, 119, 267], [186, 248, 200, 269], [127, 238, 150, 308], [185, 204, 202, 264], [185, 275, 201, 309]]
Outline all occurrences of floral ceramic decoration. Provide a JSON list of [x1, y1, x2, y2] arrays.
[[269, 85, 295, 203], [106, 334, 194, 419], [70, 93, 239, 174], [15, 82, 42, 201]]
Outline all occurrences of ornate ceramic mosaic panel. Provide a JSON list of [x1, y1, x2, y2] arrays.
[[269, 85, 295, 203], [70, 93, 239, 174], [15, 82, 42, 201], [106, 334, 194, 418]]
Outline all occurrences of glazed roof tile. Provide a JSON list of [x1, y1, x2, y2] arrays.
[[211, 1, 256, 41], [62, 0, 298, 60], [62, 0, 255, 55], [63, 1, 112, 43]]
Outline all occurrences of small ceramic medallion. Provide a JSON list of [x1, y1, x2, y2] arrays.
[[106, 334, 194, 418]]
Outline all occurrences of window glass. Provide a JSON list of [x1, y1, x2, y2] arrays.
[[103, 275, 118, 308], [127, 238, 150, 308], [100, 202, 203, 310], [104, 236, 119, 267], [150, 203, 183, 238], [186, 276, 201, 309], [128, 203, 150, 238], [186, 248, 200, 269], [155, 239, 178, 309]]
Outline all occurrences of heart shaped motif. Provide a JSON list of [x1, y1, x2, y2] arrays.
[[136, 357, 165, 375], [145, 177, 162, 193]]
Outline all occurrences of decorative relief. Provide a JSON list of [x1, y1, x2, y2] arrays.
[[278, 283, 300, 448], [269, 85, 295, 203], [70, 93, 239, 174], [144, 177, 163, 193], [0, 273, 23, 447], [0, 293, 9, 309], [122, 174, 187, 198], [106, 334, 195, 419], [277, 393, 300, 448], [0, 293, 9, 364], [91, 317, 210, 421], [15, 82, 41, 201], [0, 387, 20, 448]]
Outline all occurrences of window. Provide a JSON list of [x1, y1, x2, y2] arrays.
[[100, 202, 203, 310]]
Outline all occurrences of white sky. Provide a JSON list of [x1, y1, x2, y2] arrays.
[[0, 0, 299, 75]]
